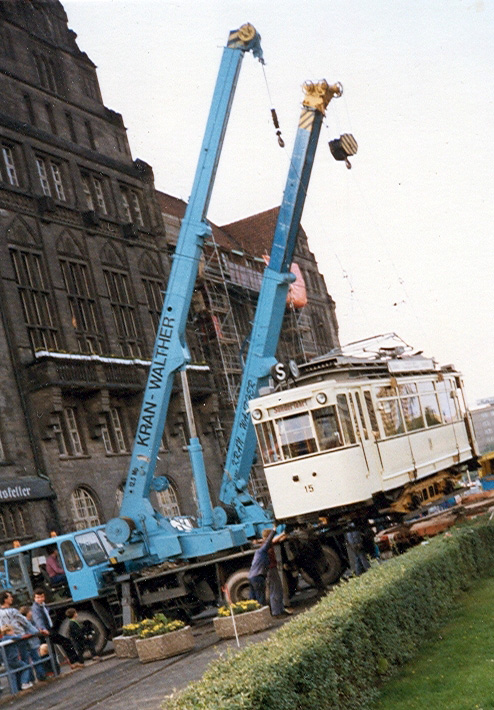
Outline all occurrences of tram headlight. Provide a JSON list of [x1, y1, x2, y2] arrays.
[[252, 408, 263, 421], [316, 392, 327, 405]]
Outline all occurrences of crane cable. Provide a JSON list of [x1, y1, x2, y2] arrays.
[[259, 64, 369, 327], [262, 65, 285, 148]]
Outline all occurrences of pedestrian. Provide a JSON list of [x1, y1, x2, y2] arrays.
[[18, 605, 46, 681], [30, 588, 82, 670], [0, 591, 33, 681], [344, 523, 370, 577], [287, 527, 328, 597], [45, 546, 67, 585], [267, 531, 292, 618], [0, 624, 33, 692], [64, 608, 98, 663], [248, 525, 277, 606]]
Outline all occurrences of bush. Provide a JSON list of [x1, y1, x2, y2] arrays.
[[164, 518, 494, 710]]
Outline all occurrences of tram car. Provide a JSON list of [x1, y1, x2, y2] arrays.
[[249, 349, 478, 523]]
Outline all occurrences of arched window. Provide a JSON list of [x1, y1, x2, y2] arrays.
[[70, 487, 101, 530], [155, 483, 181, 518]]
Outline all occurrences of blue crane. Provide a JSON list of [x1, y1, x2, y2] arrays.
[[219, 80, 342, 525], [105, 24, 264, 564], [106, 32, 342, 569]]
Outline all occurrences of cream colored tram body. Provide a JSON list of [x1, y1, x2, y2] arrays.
[[249, 354, 477, 522]]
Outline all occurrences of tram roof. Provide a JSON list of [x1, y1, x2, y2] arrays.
[[294, 352, 452, 386]]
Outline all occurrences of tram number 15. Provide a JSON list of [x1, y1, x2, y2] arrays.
[[304, 484, 314, 493]]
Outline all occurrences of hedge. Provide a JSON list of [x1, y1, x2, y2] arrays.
[[164, 518, 494, 710]]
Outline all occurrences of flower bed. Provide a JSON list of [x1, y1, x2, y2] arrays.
[[116, 614, 195, 663], [136, 625, 194, 663], [165, 518, 494, 710], [214, 604, 272, 639], [113, 622, 141, 658]]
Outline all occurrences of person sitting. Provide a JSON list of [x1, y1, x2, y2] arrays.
[[45, 547, 67, 585]]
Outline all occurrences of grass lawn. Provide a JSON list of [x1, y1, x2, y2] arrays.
[[374, 575, 494, 710]]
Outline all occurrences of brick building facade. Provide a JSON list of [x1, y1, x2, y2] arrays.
[[0, 0, 339, 550]]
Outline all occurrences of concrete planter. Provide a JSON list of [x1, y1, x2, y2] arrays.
[[113, 634, 138, 658], [213, 605, 272, 639], [135, 626, 194, 663]]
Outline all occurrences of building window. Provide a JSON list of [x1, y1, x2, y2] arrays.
[[85, 120, 96, 150], [80, 171, 108, 214], [0, 506, 31, 543], [59, 258, 104, 354], [10, 248, 59, 351], [80, 67, 100, 101], [101, 407, 128, 454], [155, 483, 181, 517], [141, 276, 163, 334], [103, 269, 143, 357], [1, 144, 20, 187], [33, 51, 59, 93], [53, 407, 85, 457], [45, 102, 57, 134], [0, 25, 15, 59], [65, 111, 77, 142], [23, 94, 36, 125], [35, 155, 66, 201], [120, 186, 144, 227], [70, 487, 101, 530]]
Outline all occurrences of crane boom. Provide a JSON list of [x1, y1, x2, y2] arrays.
[[106, 25, 263, 549], [219, 81, 341, 524]]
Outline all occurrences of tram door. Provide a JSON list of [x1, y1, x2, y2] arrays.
[[348, 389, 382, 488]]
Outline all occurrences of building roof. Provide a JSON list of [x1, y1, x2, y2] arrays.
[[156, 191, 307, 259]]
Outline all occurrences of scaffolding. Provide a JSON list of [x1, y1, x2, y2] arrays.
[[201, 239, 243, 406]]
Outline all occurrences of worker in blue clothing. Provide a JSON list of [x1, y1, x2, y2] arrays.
[[248, 525, 278, 607]]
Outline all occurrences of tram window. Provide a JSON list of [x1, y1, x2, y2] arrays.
[[354, 393, 369, 439], [336, 394, 356, 444], [277, 412, 317, 459], [364, 391, 380, 437], [312, 406, 342, 451], [417, 381, 442, 427], [401, 394, 425, 432], [379, 398, 405, 437], [256, 421, 282, 465], [436, 381, 456, 423]]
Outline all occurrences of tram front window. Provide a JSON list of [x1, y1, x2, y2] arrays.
[[256, 420, 282, 464], [312, 406, 343, 450], [277, 412, 317, 459]]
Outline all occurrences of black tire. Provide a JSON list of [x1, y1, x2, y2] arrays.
[[300, 544, 342, 587], [224, 568, 251, 603], [58, 609, 108, 655]]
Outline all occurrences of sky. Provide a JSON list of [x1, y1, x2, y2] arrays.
[[63, 0, 494, 406]]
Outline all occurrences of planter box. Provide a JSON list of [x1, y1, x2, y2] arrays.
[[213, 605, 272, 639], [113, 634, 138, 658], [136, 626, 194, 663]]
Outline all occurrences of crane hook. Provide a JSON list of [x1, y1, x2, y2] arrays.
[[271, 109, 285, 148]]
